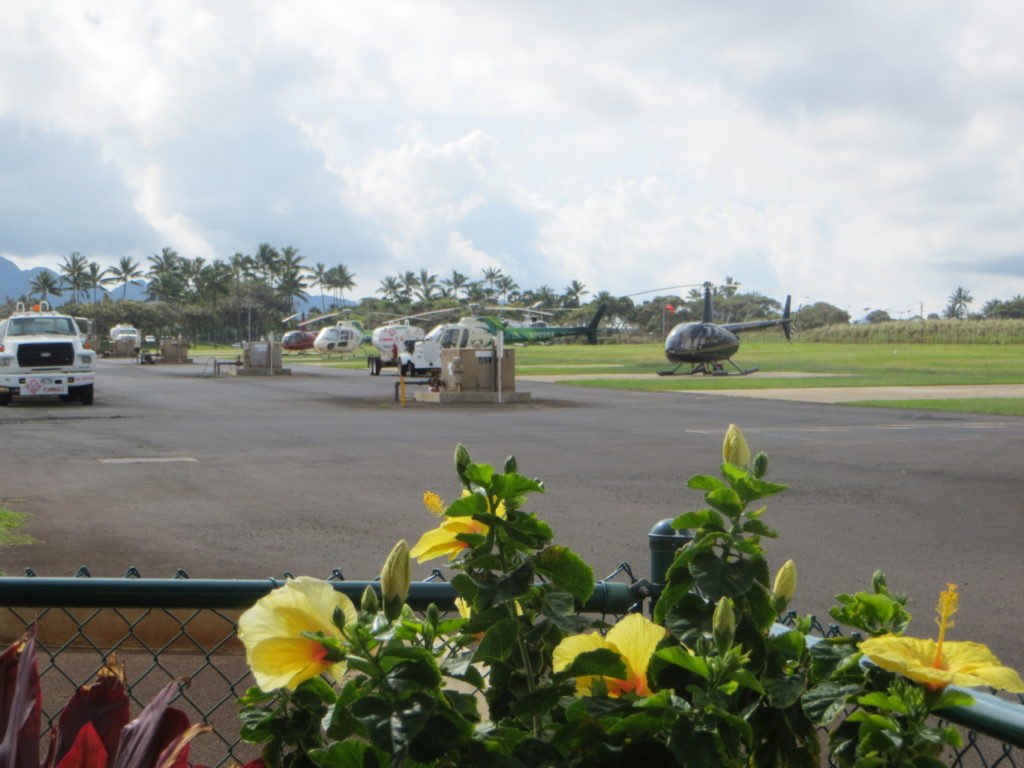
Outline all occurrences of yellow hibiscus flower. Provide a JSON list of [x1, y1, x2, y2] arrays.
[[553, 613, 666, 697], [410, 489, 507, 563], [238, 577, 358, 691], [409, 516, 490, 562], [859, 584, 1024, 693]]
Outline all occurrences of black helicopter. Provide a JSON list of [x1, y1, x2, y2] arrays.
[[644, 282, 792, 376]]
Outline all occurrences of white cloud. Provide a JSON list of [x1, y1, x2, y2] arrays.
[[1, 1, 1023, 313]]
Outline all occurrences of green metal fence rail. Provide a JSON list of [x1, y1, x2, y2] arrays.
[[0, 522, 1019, 767]]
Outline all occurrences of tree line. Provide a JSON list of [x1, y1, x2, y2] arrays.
[[4, 248, 1020, 343]]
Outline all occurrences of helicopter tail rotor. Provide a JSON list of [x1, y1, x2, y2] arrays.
[[781, 295, 792, 340]]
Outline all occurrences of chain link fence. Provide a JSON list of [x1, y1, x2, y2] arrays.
[[1, 559, 1021, 768]]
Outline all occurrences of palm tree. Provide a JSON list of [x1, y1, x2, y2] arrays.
[[58, 252, 89, 304], [150, 246, 180, 271], [481, 267, 504, 300], [310, 262, 330, 312], [377, 276, 402, 303], [182, 257, 207, 300], [399, 271, 420, 303], [532, 285, 559, 307], [562, 280, 588, 308], [441, 270, 469, 299], [197, 261, 233, 307], [415, 269, 440, 302], [85, 261, 109, 304], [327, 264, 356, 307], [107, 256, 145, 299], [229, 252, 255, 282], [253, 243, 280, 282], [29, 271, 63, 303], [496, 275, 519, 303], [275, 264, 309, 313], [945, 286, 973, 319]]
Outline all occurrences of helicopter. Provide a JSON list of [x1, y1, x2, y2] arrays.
[[632, 282, 791, 375], [281, 311, 341, 352], [312, 310, 370, 356], [395, 304, 606, 376]]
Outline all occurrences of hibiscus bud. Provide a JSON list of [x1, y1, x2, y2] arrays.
[[752, 451, 769, 478], [722, 424, 751, 468], [713, 597, 735, 653], [504, 455, 517, 473], [773, 559, 797, 605], [360, 584, 379, 615], [381, 539, 411, 621], [454, 444, 472, 484]]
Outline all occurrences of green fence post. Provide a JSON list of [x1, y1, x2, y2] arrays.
[[648, 519, 693, 587]]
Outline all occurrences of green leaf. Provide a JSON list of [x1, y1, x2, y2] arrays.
[[689, 552, 759, 600], [687, 474, 726, 491], [309, 740, 382, 768], [492, 473, 545, 498], [475, 618, 520, 662], [536, 546, 595, 603], [655, 646, 709, 679], [445, 493, 489, 518], [671, 509, 724, 530], [462, 462, 494, 488], [762, 672, 806, 708], [563, 647, 627, 680], [934, 688, 975, 709], [705, 487, 744, 517], [802, 681, 863, 725]]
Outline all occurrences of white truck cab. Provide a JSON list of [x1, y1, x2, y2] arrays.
[[0, 302, 96, 405]]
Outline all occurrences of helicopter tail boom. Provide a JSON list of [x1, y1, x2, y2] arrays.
[[585, 305, 607, 344]]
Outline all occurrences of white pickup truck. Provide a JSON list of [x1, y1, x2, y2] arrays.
[[0, 302, 96, 405]]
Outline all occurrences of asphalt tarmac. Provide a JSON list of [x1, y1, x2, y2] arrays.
[[2, 358, 1023, 670]]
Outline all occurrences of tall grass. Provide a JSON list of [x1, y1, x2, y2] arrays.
[[789, 319, 1024, 344]]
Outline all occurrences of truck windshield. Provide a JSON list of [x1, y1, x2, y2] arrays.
[[8, 317, 78, 336]]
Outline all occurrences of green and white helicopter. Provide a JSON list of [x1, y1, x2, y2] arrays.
[[395, 304, 606, 376]]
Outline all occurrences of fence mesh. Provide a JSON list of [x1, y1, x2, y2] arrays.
[[1, 570, 1020, 768]]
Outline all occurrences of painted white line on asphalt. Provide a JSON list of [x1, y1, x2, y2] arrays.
[[98, 457, 199, 464], [684, 422, 1019, 435]]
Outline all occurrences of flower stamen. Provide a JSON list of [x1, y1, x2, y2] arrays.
[[932, 583, 959, 669]]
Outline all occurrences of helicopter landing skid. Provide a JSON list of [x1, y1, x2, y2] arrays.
[[657, 361, 759, 376]]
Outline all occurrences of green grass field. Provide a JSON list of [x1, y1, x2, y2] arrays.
[[191, 340, 1024, 414]]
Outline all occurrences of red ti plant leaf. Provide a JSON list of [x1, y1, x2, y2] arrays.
[[111, 681, 206, 768], [52, 723, 108, 768], [0, 628, 42, 768], [49, 660, 129, 768]]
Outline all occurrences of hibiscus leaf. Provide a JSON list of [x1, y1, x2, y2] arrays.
[[687, 475, 725, 491], [475, 618, 520, 662], [309, 739, 382, 768], [672, 509, 723, 531], [445, 494, 488, 518], [704, 487, 744, 518], [491, 473, 544, 499], [462, 463, 494, 488], [655, 647, 709, 679], [535, 546, 595, 604], [563, 648, 627, 680]]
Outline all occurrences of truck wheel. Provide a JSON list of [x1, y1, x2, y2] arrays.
[[403, 362, 416, 377], [78, 385, 94, 405], [0, 391, 10, 406]]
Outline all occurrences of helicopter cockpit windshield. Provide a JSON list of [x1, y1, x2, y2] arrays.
[[439, 328, 469, 348]]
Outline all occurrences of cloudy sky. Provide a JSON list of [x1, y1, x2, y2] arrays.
[[2, 1, 1022, 317]]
